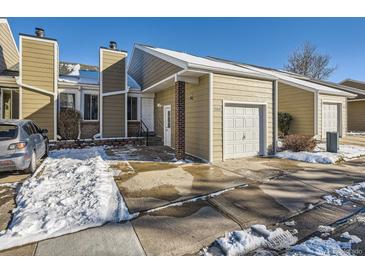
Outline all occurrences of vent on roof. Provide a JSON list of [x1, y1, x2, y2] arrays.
[[35, 27, 45, 37], [109, 41, 117, 50]]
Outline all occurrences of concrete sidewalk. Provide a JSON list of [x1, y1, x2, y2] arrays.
[[35, 222, 145, 256]]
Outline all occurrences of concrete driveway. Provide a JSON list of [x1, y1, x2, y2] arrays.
[[1, 145, 364, 256]]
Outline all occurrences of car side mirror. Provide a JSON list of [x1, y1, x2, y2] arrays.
[[41, 128, 48, 135]]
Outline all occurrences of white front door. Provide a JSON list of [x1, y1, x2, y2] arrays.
[[163, 105, 171, 146], [141, 98, 154, 131], [322, 103, 339, 137], [224, 104, 263, 159]]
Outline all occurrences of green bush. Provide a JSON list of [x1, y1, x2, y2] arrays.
[[278, 112, 293, 136], [58, 109, 81, 140], [283, 134, 317, 152]]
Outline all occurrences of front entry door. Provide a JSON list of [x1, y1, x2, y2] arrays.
[[163, 105, 171, 146]]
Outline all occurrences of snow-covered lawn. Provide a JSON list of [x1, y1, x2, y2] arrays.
[[323, 181, 365, 206], [276, 143, 365, 164], [0, 148, 132, 251]]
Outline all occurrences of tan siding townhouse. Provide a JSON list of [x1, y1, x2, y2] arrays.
[[339, 79, 365, 132]]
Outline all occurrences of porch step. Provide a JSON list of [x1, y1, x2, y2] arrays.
[[146, 136, 164, 146]]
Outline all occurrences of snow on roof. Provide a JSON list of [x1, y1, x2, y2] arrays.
[[239, 64, 356, 97], [136, 44, 275, 79]]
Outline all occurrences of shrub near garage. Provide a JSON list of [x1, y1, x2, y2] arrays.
[[283, 134, 317, 152]]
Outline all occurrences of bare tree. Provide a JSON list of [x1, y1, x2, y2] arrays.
[[284, 42, 336, 80]]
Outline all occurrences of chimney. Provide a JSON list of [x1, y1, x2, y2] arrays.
[[35, 27, 45, 37], [109, 41, 117, 50]]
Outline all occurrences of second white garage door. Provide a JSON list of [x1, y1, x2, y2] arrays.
[[322, 103, 339, 137], [224, 103, 264, 159]]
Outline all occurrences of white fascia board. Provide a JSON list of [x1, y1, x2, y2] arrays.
[[135, 44, 188, 69], [318, 89, 357, 98]]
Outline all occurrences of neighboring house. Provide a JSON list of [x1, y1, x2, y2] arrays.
[[339, 79, 365, 132], [207, 58, 357, 139]]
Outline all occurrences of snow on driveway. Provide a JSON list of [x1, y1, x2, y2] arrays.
[[323, 181, 365, 206], [276, 144, 365, 164], [0, 148, 132, 251]]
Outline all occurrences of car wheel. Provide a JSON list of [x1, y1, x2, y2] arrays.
[[25, 151, 37, 174]]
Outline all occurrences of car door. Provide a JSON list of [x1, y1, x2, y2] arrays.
[[30, 122, 45, 159], [23, 123, 37, 155]]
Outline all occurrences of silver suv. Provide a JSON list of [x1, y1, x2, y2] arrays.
[[0, 119, 49, 174]]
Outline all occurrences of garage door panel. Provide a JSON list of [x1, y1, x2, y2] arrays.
[[224, 104, 263, 159]]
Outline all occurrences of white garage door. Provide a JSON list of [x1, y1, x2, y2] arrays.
[[322, 103, 339, 137], [224, 104, 263, 159]]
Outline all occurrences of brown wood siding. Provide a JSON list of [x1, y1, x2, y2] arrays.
[[213, 74, 274, 162], [101, 50, 126, 93], [102, 94, 126, 138], [154, 86, 175, 147], [128, 48, 182, 90], [278, 83, 315, 136], [0, 22, 18, 72], [21, 38, 55, 92], [348, 101, 365, 131], [318, 94, 347, 138], [22, 87, 54, 140]]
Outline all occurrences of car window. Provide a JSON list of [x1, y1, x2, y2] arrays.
[[0, 124, 18, 140], [22, 123, 33, 136], [29, 123, 39, 135], [32, 123, 41, 133]]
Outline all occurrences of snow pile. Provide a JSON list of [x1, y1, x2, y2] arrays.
[[0, 148, 131, 251], [288, 237, 350, 256], [340, 232, 362, 244], [323, 182, 365, 205], [317, 225, 334, 233], [348, 131, 365, 136], [289, 231, 362, 256], [202, 225, 297, 256], [276, 144, 365, 164]]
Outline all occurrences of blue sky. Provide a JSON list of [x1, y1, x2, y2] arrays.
[[7, 17, 365, 82]]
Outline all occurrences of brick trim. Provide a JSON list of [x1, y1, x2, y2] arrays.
[[175, 81, 185, 160]]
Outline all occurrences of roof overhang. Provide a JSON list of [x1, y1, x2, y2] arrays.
[[0, 75, 18, 88]]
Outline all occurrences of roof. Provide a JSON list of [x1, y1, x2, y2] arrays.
[[338, 79, 365, 96], [133, 44, 276, 80], [209, 57, 356, 98]]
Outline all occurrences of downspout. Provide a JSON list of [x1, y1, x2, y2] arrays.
[[272, 80, 278, 154]]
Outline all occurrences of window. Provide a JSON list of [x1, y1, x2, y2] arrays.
[[128, 97, 138, 121], [1, 89, 19, 119], [22, 123, 33, 136], [84, 94, 98, 120], [60, 93, 75, 110], [0, 124, 18, 140]]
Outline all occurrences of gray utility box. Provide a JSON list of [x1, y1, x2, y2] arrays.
[[326, 132, 339, 153]]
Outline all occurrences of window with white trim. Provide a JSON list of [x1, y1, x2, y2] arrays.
[[84, 94, 98, 120], [128, 96, 138, 121], [60, 93, 75, 110]]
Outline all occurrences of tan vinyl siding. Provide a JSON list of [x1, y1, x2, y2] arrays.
[[213, 74, 274, 162], [21, 38, 55, 92], [0, 22, 18, 72], [128, 48, 182, 90], [348, 101, 365, 131], [154, 75, 210, 161], [102, 94, 126, 138], [185, 75, 210, 160], [22, 87, 54, 140], [154, 86, 175, 147], [278, 83, 315, 136], [101, 50, 126, 93], [318, 93, 347, 138]]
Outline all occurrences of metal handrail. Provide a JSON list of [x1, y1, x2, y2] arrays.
[[139, 119, 149, 146]]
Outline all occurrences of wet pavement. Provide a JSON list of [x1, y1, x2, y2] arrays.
[[112, 162, 251, 213]]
